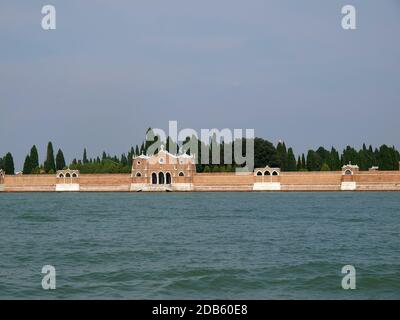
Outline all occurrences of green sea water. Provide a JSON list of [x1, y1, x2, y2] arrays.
[[0, 192, 399, 299]]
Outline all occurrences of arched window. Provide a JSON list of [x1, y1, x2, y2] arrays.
[[158, 172, 165, 184], [65, 173, 71, 178], [166, 172, 172, 184], [59, 173, 64, 178], [152, 172, 157, 184], [179, 172, 185, 177], [264, 171, 271, 176], [272, 171, 278, 176], [256, 171, 262, 176], [344, 169, 353, 175], [136, 172, 142, 177], [72, 173, 77, 178]]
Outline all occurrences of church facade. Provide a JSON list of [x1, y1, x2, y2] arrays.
[[130, 146, 196, 191]]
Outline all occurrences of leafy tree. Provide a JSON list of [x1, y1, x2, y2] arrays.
[[253, 138, 277, 168], [121, 153, 128, 166], [306, 150, 322, 171], [321, 163, 330, 171]]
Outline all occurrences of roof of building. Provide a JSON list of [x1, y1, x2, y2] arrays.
[[133, 145, 195, 160], [342, 163, 359, 169]]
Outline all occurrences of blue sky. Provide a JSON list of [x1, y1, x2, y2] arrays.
[[1, 0, 399, 169]]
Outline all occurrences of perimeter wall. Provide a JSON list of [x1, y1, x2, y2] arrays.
[[1, 171, 400, 192]]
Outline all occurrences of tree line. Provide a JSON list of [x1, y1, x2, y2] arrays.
[[1, 136, 399, 175]]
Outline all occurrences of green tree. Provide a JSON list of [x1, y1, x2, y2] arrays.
[[276, 141, 288, 170], [23, 155, 32, 174], [321, 162, 330, 171], [286, 147, 297, 171], [83, 148, 88, 164], [301, 153, 306, 170], [297, 156, 302, 171], [330, 147, 341, 170], [56, 149, 66, 170], [29, 145, 39, 172], [253, 138, 277, 168], [306, 150, 322, 171], [4, 152, 15, 175], [44, 142, 56, 173]]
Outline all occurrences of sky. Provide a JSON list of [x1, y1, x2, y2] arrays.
[[1, 0, 399, 170]]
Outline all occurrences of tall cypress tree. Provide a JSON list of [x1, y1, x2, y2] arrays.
[[330, 147, 341, 170], [83, 148, 88, 164], [286, 148, 297, 171], [56, 149, 66, 170], [276, 142, 288, 170], [23, 155, 32, 174], [29, 145, 39, 172], [4, 152, 15, 175], [297, 156, 302, 171], [301, 153, 306, 170], [44, 142, 56, 173]]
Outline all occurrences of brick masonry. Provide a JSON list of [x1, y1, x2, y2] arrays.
[[1, 171, 400, 192]]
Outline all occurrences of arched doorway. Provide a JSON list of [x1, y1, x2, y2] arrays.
[[152, 172, 157, 184], [344, 169, 353, 175], [158, 172, 165, 184], [166, 172, 172, 184]]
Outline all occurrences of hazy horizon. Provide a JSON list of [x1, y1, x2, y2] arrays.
[[1, 0, 399, 170]]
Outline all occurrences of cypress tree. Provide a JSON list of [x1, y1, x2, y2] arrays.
[[56, 149, 66, 170], [330, 147, 341, 170], [286, 148, 297, 171], [121, 154, 128, 166], [29, 145, 39, 172], [44, 142, 56, 173], [276, 142, 288, 170], [23, 155, 32, 174], [297, 156, 302, 171], [301, 153, 306, 170], [4, 152, 15, 175], [83, 148, 88, 164]]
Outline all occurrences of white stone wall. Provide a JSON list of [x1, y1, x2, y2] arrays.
[[253, 182, 281, 191], [340, 181, 357, 191], [55, 183, 80, 192]]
